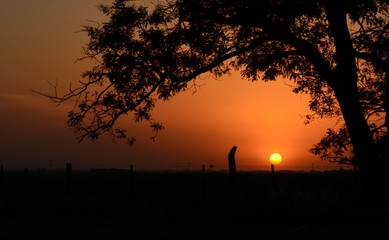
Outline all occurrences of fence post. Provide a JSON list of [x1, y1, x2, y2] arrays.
[[271, 164, 277, 191], [228, 146, 237, 189], [66, 163, 72, 194], [0, 165, 3, 187], [202, 164, 206, 197], [129, 165, 134, 191], [130, 165, 134, 181]]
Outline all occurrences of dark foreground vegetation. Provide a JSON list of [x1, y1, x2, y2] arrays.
[[0, 169, 388, 239]]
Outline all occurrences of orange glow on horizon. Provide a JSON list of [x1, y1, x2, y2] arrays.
[[0, 1, 342, 171]]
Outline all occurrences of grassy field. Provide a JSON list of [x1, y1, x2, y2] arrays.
[[0, 169, 388, 239]]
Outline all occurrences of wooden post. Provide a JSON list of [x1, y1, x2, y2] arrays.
[[271, 164, 277, 191], [228, 146, 237, 187], [66, 163, 72, 194], [0, 165, 3, 185], [0, 165, 3, 194], [202, 164, 206, 196], [129, 164, 134, 191], [129, 164, 134, 182]]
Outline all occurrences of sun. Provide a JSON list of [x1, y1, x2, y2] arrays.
[[269, 153, 282, 165]]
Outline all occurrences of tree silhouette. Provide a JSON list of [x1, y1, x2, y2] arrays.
[[41, 0, 388, 186]]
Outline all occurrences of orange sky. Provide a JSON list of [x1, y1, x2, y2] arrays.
[[0, 0, 342, 171]]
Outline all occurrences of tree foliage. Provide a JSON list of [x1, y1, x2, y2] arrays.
[[309, 0, 388, 164], [41, 0, 388, 172]]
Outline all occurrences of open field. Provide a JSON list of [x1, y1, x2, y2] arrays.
[[0, 169, 388, 239]]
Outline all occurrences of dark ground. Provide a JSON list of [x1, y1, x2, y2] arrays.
[[0, 169, 388, 239]]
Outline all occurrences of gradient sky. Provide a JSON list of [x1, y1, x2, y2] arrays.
[[0, 0, 341, 171]]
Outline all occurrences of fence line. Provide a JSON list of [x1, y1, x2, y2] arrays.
[[0, 163, 351, 173]]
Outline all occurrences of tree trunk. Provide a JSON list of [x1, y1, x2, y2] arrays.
[[333, 82, 379, 181], [324, 2, 380, 189]]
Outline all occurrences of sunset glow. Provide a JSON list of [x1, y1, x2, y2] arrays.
[[269, 153, 283, 165], [0, 1, 386, 238], [0, 1, 341, 171]]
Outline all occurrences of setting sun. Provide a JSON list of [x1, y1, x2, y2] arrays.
[[269, 153, 283, 165]]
